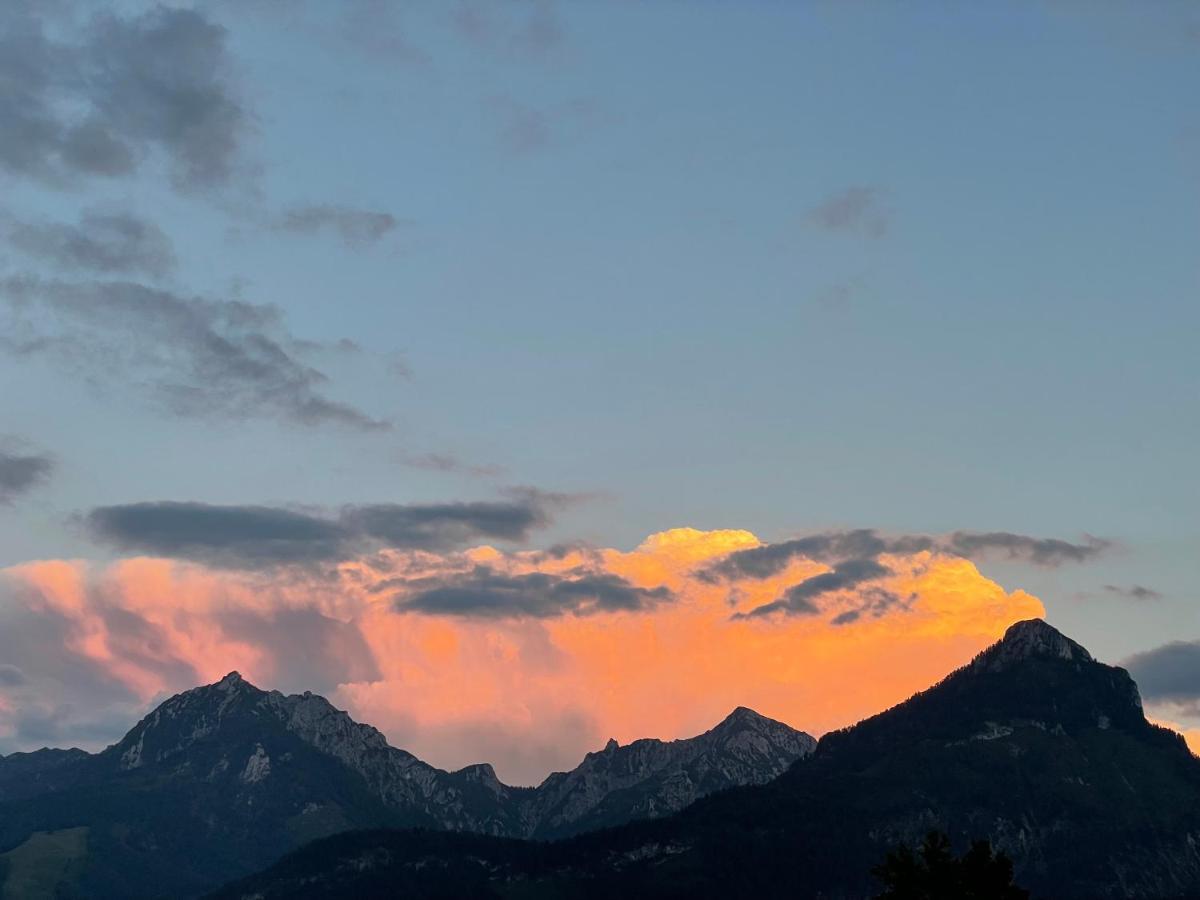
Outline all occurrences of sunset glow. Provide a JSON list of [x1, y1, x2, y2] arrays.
[[3, 528, 1043, 783]]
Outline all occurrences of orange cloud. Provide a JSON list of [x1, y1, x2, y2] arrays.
[[0, 528, 1043, 784]]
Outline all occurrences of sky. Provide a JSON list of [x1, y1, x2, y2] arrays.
[[0, 0, 1197, 785]]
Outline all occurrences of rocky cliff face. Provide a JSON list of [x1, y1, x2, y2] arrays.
[[528, 706, 815, 837]]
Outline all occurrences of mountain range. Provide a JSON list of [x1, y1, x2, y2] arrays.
[[210, 619, 1200, 899], [0, 672, 813, 898]]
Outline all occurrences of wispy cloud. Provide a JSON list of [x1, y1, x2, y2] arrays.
[[398, 452, 506, 478], [276, 205, 401, 248], [0, 276, 388, 430], [1103, 584, 1162, 601], [809, 186, 889, 238], [0, 4, 249, 191], [8, 210, 176, 277]]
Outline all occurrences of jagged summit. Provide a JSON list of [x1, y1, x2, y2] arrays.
[[972, 617, 1095, 673], [214, 670, 253, 691]]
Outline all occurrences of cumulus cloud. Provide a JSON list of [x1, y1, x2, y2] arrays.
[[8, 211, 176, 277], [276, 205, 400, 247], [809, 186, 889, 238], [84, 491, 575, 566], [0, 527, 1044, 782], [0, 4, 248, 190], [0, 443, 54, 504], [0, 276, 387, 429]]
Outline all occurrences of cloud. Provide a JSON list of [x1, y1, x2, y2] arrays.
[[276, 205, 400, 247], [0, 444, 54, 504], [398, 452, 506, 478], [85, 502, 350, 566], [8, 211, 176, 277], [485, 95, 602, 155], [704, 528, 1110, 586], [344, 497, 562, 550], [398, 569, 673, 618], [1124, 641, 1200, 709], [809, 186, 889, 238], [450, 0, 565, 57], [943, 531, 1112, 566], [0, 527, 1044, 782], [703, 530, 912, 581], [0, 664, 25, 687], [738, 558, 891, 618], [0, 276, 387, 429], [84, 491, 573, 566], [1103, 584, 1162, 601], [0, 4, 248, 190]]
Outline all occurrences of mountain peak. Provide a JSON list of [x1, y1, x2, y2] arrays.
[[719, 706, 767, 728], [972, 618, 1093, 673], [215, 671, 250, 690]]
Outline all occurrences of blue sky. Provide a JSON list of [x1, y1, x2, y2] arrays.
[[0, 1, 1198, 764]]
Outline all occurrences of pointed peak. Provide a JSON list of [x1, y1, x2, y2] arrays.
[[216, 671, 249, 690], [973, 618, 1094, 673], [721, 706, 766, 726]]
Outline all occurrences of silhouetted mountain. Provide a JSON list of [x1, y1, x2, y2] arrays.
[[209, 619, 1200, 900], [0, 673, 811, 898]]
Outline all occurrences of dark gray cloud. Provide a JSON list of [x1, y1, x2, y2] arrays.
[[1103, 584, 1163, 602], [705, 528, 1110, 584], [737, 558, 891, 619], [0, 447, 55, 504], [277, 205, 400, 247], [0, 276, 387, 429], [84, 491, 573, 567], [944, 531, 1111, 566], [703, 530, 925, 582], [8, 211, 176, 277], [397, 568, 672, 619], [344, 499, 552, 550], [0, 4, 248, 190], [809, 186, 889, 238], [0, 664, 26, 687], [1124, 641, 1200, 709], [829, 588, 914, 627], [85, 502, 349, 566]]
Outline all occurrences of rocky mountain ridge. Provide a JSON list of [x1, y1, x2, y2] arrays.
[[211, 619, 1200, 900], [0, 671, 813, 898]]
